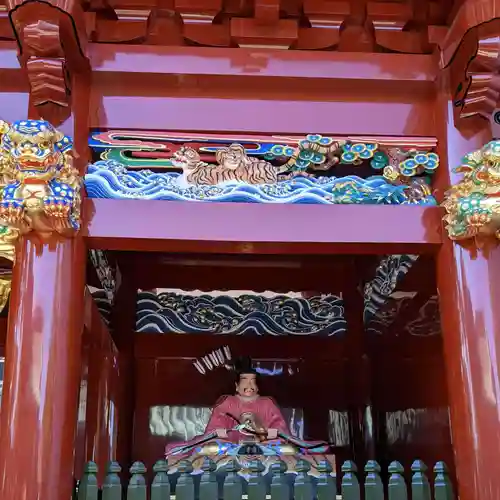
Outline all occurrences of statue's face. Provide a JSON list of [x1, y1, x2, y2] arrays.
[[221, 145, 245, 170], [236, 373, 258, 398], [1, 120, 66, 179]]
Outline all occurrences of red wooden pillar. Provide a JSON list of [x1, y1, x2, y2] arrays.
[[0, 235, 85, 500], [435, 84, 500, 500]]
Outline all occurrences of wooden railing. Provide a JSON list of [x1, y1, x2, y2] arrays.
[[75, 458, 455, 500]]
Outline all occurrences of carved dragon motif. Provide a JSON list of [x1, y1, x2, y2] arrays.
[[0, 119, 82, 240], [442, 140, 500, 240]]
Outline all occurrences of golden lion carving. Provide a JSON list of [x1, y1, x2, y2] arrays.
[[0, 119, 82, 240], [442, 140, 500, 241]]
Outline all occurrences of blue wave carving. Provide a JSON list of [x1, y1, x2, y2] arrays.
[[85, 160, 437, 205], [137, 291, 346, 336], [92, 289, 111, 326]]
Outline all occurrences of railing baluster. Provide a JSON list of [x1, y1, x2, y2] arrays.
[[151, 460, 171, 500], [411, 460, 431, 500], [316, 460, 335, 500], [74, 454, 455, 500], [247, 460, 266, 500], [78, 461, 98, 500], [128, 462, 147, 500], [200, 457, 218, 500], [364, 461, 384, 500], [388, 461, 407, 500], [102, 461, 122, 500], [294, 459, 313, 500], [270, 460, 289, 500], [433, 462, 455, 500], [223, 459, 243, 500], [176, 460, 195, 500], [341, 461, 360, 500]]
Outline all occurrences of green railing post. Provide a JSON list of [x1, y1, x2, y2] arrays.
[[176, 460, 195, 500], [433, 462, 455, 500], [316, 460, 335, 500], [151, 460, 171, 500], [223, 459, 243, 500], [247, 460, 266, 500], [341, 461, 360, 500], [270, 460, 289, 500], [294, 459, 313, 500], [388, 461, 407, 500], [411, 460, 431, 500], [200, 457, 218, 500], [102, 461, 122, 500], [364, 461, 384, 500], [128, 462, 147, 500], [78, 461, 99, 500]]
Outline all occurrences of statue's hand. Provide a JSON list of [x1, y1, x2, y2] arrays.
[[267, 429, 278, 440], [215, 429, 228, 438]]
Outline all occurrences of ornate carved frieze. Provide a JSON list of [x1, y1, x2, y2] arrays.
[[92, 269, 431, 337], [89, 249, 116, 302], [86, 132, 440, 205], [0, 119, 83, 242], [91, 289, 347, 336], [89, 130, 439, 170], [137, 290, 347, 336], [363, 254, 418, 325], [366, 294, 440, 337], [7, 0, 89, 124], [442, 140, 500, 241]]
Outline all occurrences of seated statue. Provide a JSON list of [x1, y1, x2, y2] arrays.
[[164, 359, 334, 488]]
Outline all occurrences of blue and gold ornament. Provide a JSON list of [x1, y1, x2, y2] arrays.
[[341, 142, 378, 164], [399, 152, 439, 177]]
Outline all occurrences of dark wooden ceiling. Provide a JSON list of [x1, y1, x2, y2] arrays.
[[110, 251, 435, 295]]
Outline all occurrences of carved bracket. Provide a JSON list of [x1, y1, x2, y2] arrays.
[[7, 0, 89, 125], [440, 0, 500, 126], [80, 0, 445, 52]]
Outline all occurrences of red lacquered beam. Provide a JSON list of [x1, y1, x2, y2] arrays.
[[83, 198, 443, 254], [91, 45, 436, 84]]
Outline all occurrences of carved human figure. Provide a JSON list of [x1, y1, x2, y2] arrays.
[[164, 359, 333, 493], [215, 143, 252, 170], [165, 367, 289, 457], [207, 370, 289, 442]]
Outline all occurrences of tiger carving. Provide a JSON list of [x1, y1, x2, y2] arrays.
[[173, 144, 302, 186]]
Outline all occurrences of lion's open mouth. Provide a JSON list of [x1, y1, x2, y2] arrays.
[[17, 155, 51, 170]]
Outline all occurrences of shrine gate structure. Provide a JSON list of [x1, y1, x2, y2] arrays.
[[0, 0, 499, 500]]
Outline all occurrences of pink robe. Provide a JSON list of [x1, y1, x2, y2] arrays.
[[206, 395, 289, 440], [165, 395, 289, 456]]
